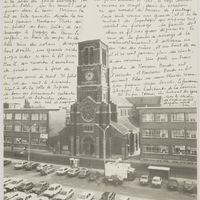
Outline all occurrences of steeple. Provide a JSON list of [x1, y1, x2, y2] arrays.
[[78, 0, 107, 44]]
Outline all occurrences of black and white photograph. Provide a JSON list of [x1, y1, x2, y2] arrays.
[[2, 0, 198, 200]]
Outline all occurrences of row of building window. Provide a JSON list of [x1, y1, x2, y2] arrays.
[[83, 47, 94, 65], [4, 137, 47, 146], [83, 125, 94, 132], [4, 113, 47, 121], [4, 124, 47, 133], [120, 109, 132, 117], [82, 47, 106, 65], [142, 113, 196, 122], [143, 145, 197, 155], [142, 129, 196, 139]]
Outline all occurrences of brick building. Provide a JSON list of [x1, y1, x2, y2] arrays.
[[69, 39, 140, 159], [4, 106, 64, 150], [137, 107, 197, 162]]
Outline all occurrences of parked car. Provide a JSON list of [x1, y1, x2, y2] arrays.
[[139, 175, 149, 185], [42, 184, 62, 198], [30, 197, 49, 200], [4, 191, 21, 200], [67, 168, 80, 177], [76, 191, 95, 200], [103, 175, 123, 185], [12, 192, 37, 200], [36, 163, 52, 172], [182, 180, 195, 193], [151, 176, 162, 188], [14, 161, 28, 169], [100, 192, 116, 200], [167, 178, 179, 191], [40, 166, 55, 176], [30, 181, 49, 195], [25, 162, 39, 170], [53, 187, 74, 200], [4, 177, 15, 187], [88, 171, 101, 182], [56, 167, 70, 175], [117, 195, 131, 200], [16, 180, 35, 192], [5, 178, 25, 192], [4, 159, 12, 166], [78, 168, 90, 178]]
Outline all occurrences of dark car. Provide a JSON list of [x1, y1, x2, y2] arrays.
[[167, 178, 179, 191], [78, 168, 90, 178], [103, 175, 123, 186], [182, 181, 195, 193], [30, 181, 49, 195], [25, 162, 39, 170], [4, 159, 12, 166], [88, 171, 101, 182], [100, 192, 116, 200], [16, 181, 34, 192]]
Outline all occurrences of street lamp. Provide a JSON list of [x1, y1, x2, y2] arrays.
[[96, 124, 110, 174], [15, 122, 36, 161]]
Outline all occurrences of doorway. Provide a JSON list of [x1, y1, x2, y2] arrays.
[[83, 136, 95, 156]]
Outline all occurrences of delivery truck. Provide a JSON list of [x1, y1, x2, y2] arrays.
[[104, 161, 136, 185]]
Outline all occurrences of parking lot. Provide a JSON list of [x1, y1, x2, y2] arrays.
[[4, 159, 197, 200]]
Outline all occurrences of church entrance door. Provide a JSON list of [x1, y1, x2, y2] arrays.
[[83, 137, 95, 156]]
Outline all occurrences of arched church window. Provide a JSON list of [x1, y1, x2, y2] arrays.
[[102, 49, 106, 65], [89, 47, 94, 64], [84, 48, 89, 65]]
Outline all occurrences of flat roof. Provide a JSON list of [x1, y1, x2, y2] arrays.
[[78, 39, 108, 47], [111, 96, 133, 107], [148, 166, 170, 171], [137, 106, 197, 109], [4, 108, 60, 111]]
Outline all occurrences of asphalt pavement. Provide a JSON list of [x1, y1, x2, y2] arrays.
[[4, 158, 197, 200], [4, 148, 197, 180]]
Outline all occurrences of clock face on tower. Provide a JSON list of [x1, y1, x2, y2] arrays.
[[81, 104, 96, 122], [85, 71, 94, 81]]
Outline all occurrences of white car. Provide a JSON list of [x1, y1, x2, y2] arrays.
[[118, 195, 131, 200], [67, 168, 80, 177], [37, 163, 52, 172], [76, 191, 95, 200], [30, 197, 49, 200], [14, 161, 28, 169], [4, 191, 20, 200], [12, 192, 37, 200], [5, 178, 25, 191], [53, 187, 74, 200], [43, 184, 62, 198], [56, 167, 71, 175], [139, 175, 149, 185], [152, 176, 162, 187], [4, 177, 15, 187]]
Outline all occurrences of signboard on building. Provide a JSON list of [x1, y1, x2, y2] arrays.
[[40, 134, 48, 139]]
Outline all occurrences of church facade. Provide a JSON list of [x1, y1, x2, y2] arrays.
[[69, 39, 140, 159]]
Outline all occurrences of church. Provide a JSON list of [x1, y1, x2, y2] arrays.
[[69, 39, 140, 159]]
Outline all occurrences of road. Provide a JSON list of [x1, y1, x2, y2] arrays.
[[4, 159, 197, 200]]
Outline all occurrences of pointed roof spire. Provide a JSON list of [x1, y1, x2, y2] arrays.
[[79, 0, 107, 43]]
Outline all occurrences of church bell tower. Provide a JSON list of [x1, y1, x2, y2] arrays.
[[77, 40, 110, 104], [70, 39, 117, 158]]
